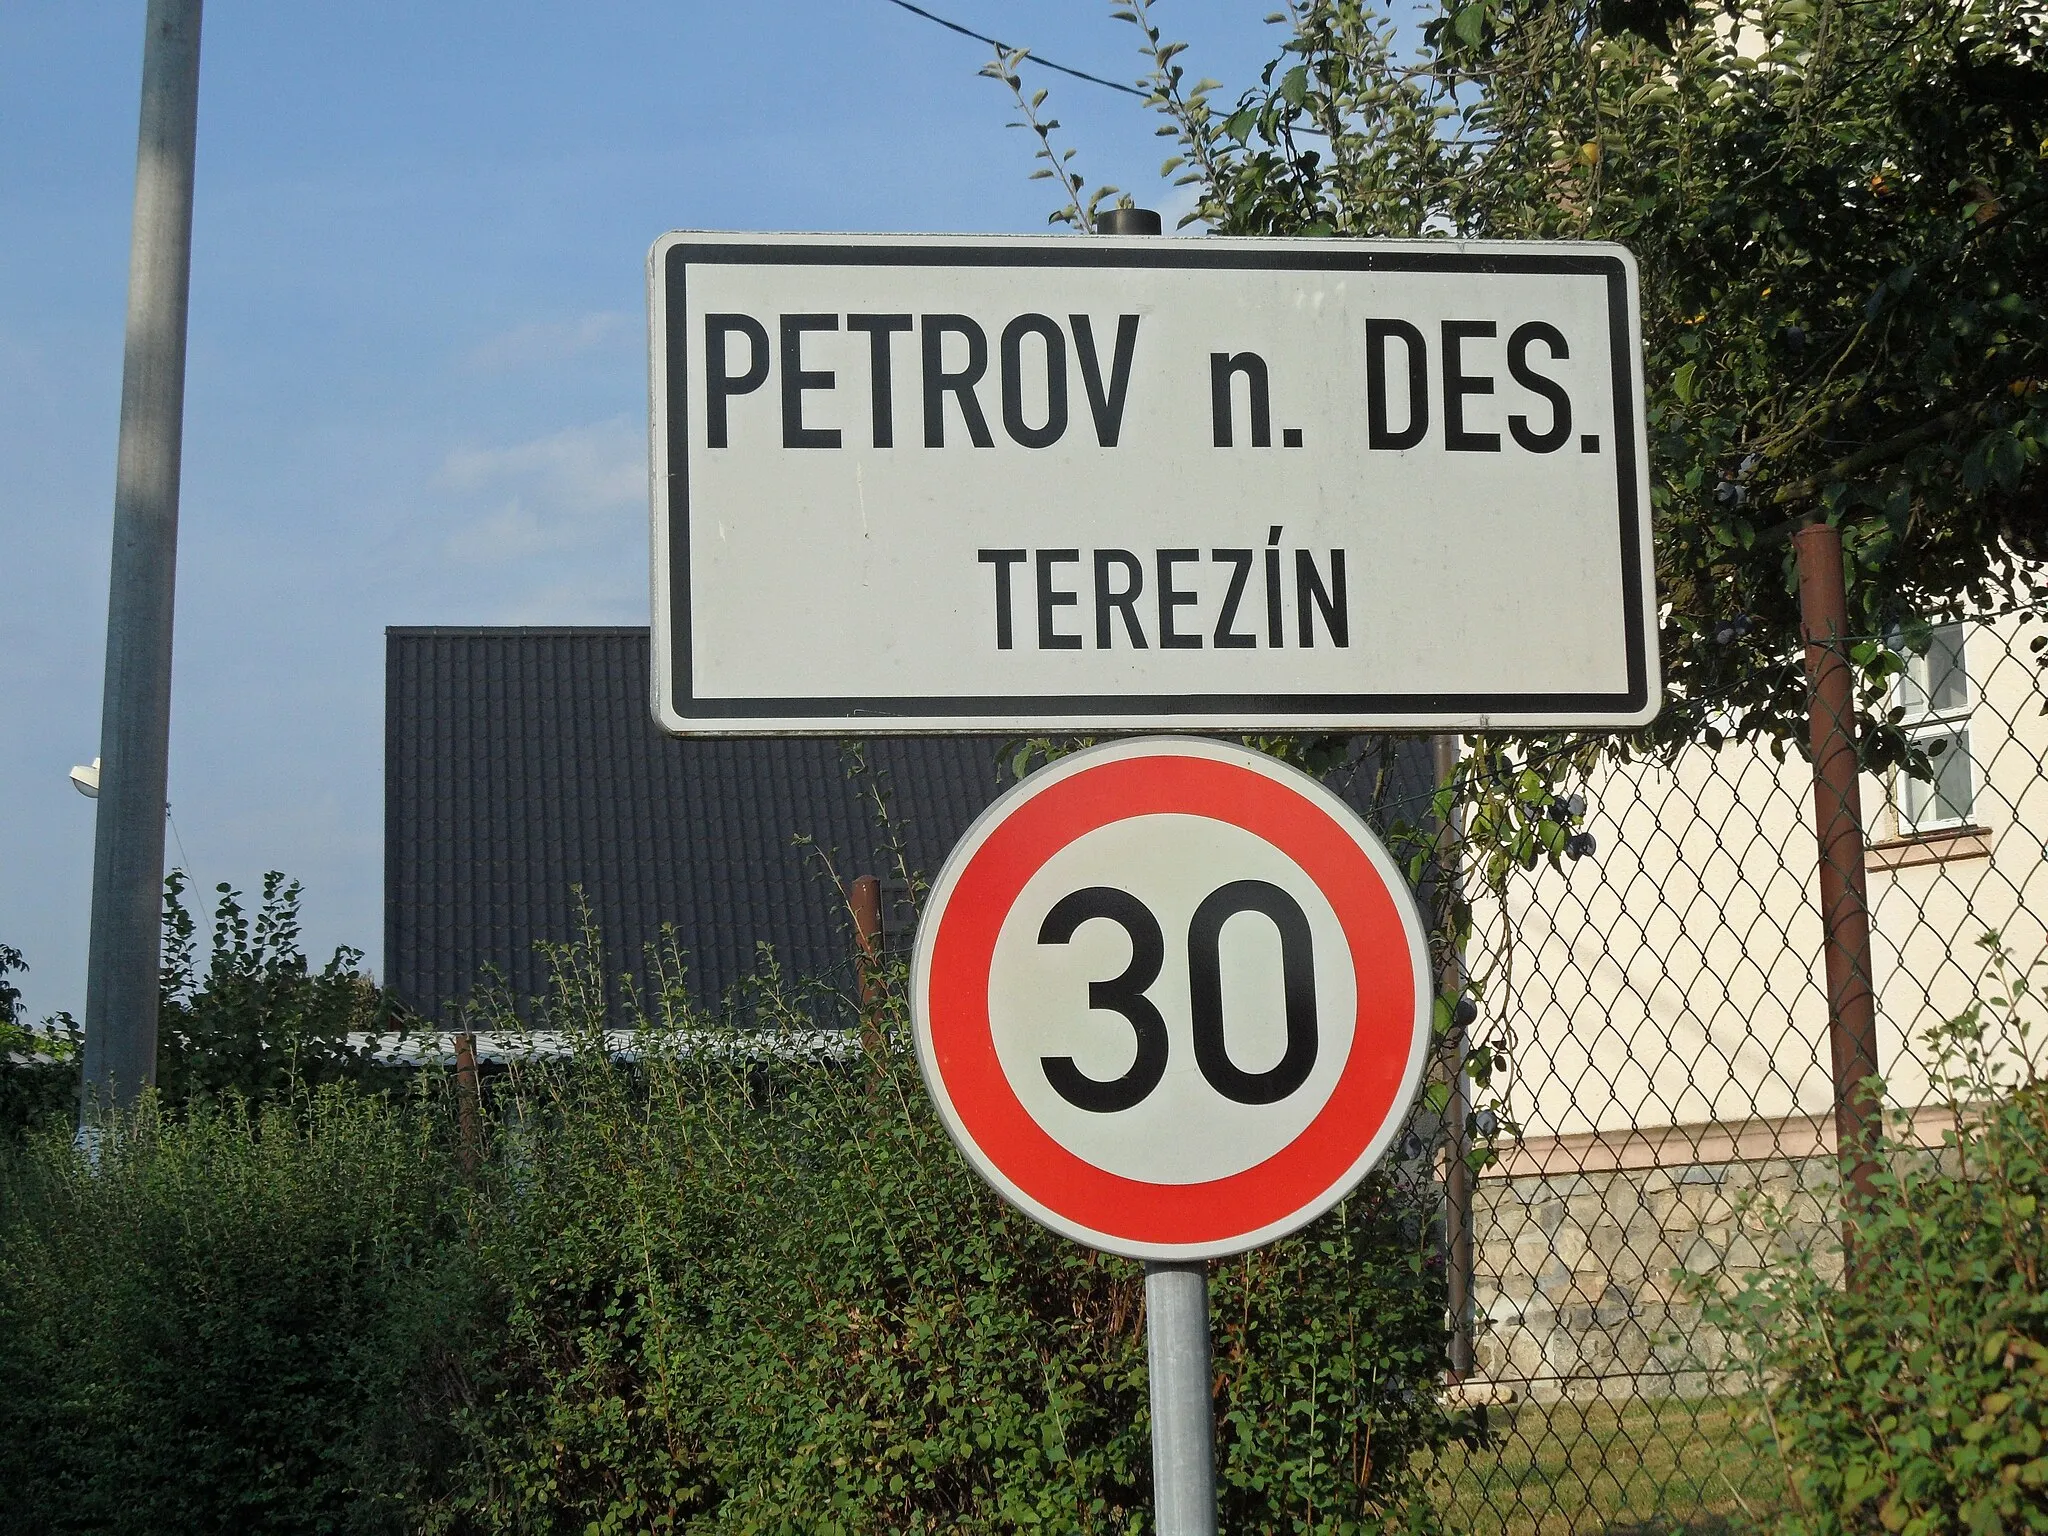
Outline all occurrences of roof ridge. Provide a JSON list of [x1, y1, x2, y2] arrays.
[[385, 625, 652, 638]]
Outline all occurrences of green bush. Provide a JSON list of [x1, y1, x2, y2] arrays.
[[1702, 936, 2048, 1535], [156, 870, 401, 1106], [0, 943, 79, 1138], [0, 1088, 473, 1536], [436, 928, 1460, 1533], [2, 869, 397, 1139], [0, 921, 1462, 1533]]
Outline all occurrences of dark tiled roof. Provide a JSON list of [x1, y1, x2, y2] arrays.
[[385, 627, 1440, 1026], [385, 627, 1011, 1022]]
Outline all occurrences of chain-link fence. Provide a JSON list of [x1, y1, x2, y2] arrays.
[[1426, 599, 2048, 1532], [366, 603, 2048, 1530]]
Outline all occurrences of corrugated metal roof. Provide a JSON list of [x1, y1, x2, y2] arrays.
[[385, 627, 1440, 1026], [385, 627, 1012, 1022]]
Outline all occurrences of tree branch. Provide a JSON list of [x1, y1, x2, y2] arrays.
[[1753, 396, 2004, 542]]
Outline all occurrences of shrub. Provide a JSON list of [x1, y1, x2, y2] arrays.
[[0, 944, 79, 1138], [0, 917, 1463, 1533], [3, 867, 399, 1138], [0, 1088, 473, 1536], [1701, 936, 2048, 1535], [429, 927, 1461, 1534], [156, 870, 403, 1106]]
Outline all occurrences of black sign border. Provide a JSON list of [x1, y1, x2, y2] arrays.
[[659, 238, 1651, 727]]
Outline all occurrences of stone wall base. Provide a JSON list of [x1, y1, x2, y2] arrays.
[[1469, 1155, 1843, 1403]]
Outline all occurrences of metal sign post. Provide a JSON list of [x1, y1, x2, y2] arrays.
[[1146, 1261, 1217, 1536], [908, 737, 1436, 1531], [645, 221, 1660, 1529]]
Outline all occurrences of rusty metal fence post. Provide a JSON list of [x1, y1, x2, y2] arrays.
[[851, 874, 885, 1057], [1434, 732, 1476, 1380], [1793, 522, 1885, 1235], [454, 1029, 481, 1176]]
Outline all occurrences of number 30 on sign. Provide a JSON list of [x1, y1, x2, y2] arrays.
[[910, 737, 1433, 1261]]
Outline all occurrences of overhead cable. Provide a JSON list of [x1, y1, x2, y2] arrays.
[[878, 0, 1148, 97]]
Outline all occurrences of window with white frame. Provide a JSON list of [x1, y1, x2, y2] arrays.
[[1895, 621, 1975, 833]]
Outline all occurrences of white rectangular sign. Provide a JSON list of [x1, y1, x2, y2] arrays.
[[648, 232, 1657, 735]]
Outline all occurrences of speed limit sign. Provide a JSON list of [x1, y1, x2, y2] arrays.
[[910, 736, 1432, 1261]]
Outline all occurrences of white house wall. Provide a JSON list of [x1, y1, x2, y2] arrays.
[[1480, 605, 2048, 1150]]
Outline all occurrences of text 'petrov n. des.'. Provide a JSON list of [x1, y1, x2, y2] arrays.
[[648, 233, 1658, 736]]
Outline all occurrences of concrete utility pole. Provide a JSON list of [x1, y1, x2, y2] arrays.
[[81, 0, 204, 1115]]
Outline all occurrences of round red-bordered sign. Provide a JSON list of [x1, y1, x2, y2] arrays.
[[911, 736, 1431, 1260]]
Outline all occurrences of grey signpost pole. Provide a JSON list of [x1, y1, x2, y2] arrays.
[[1097, 204, 1218, 1536], [81, 0, 204, 1116], [1145, 1260, 1218, 1535]]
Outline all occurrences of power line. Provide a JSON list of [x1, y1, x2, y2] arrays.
[[165, 803, 192, 874], [878, 0, 1148, 97]]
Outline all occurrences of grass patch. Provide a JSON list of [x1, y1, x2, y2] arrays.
[[1427, 1394, 1786, 1535]]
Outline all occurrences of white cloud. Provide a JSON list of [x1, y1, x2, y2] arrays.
[[436, 417, 644, 563], [495, 571, 648, 626], [462, 311, 631, 372]]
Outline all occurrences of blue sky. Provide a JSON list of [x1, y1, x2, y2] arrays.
[[0, 2, 1285, 1024]]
